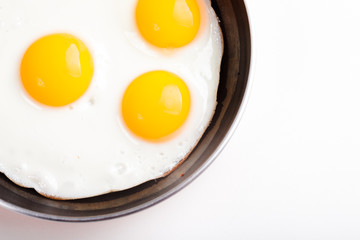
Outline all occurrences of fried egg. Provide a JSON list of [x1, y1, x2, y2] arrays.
[[0, 0, 223, 199]]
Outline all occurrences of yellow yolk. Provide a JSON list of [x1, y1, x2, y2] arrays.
[[136, 0, 201, 48], [122, 70, 191, 141], [20, 33, 94, 107]]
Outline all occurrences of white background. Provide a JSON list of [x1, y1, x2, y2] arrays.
[[2, 0, 360, 239]]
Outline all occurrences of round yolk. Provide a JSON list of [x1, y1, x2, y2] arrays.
[[136, 0, 201, 48], [122, 70, 191, 141], [20, 33, 94, 107]]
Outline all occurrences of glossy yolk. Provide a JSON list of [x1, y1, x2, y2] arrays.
[[122, 70, 191, 141], [20, 33, 93, 107], [136, 0, 201, 48]]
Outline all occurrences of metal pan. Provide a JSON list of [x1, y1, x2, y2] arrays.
[[0, 0, 252, 222]]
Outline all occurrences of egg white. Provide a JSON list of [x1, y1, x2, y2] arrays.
[[0, 0, 223, 199]]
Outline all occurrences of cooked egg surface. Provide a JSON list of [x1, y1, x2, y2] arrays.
[[0, 0, 223, 199], [20, 33, 94, 107], [122, 70, 191, 141], [136, 0, 201, 48]]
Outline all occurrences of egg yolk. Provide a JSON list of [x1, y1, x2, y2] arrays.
[[136, 0, 201, 48], [20, 33, 94, 107], [122, 70, 191, 141]]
